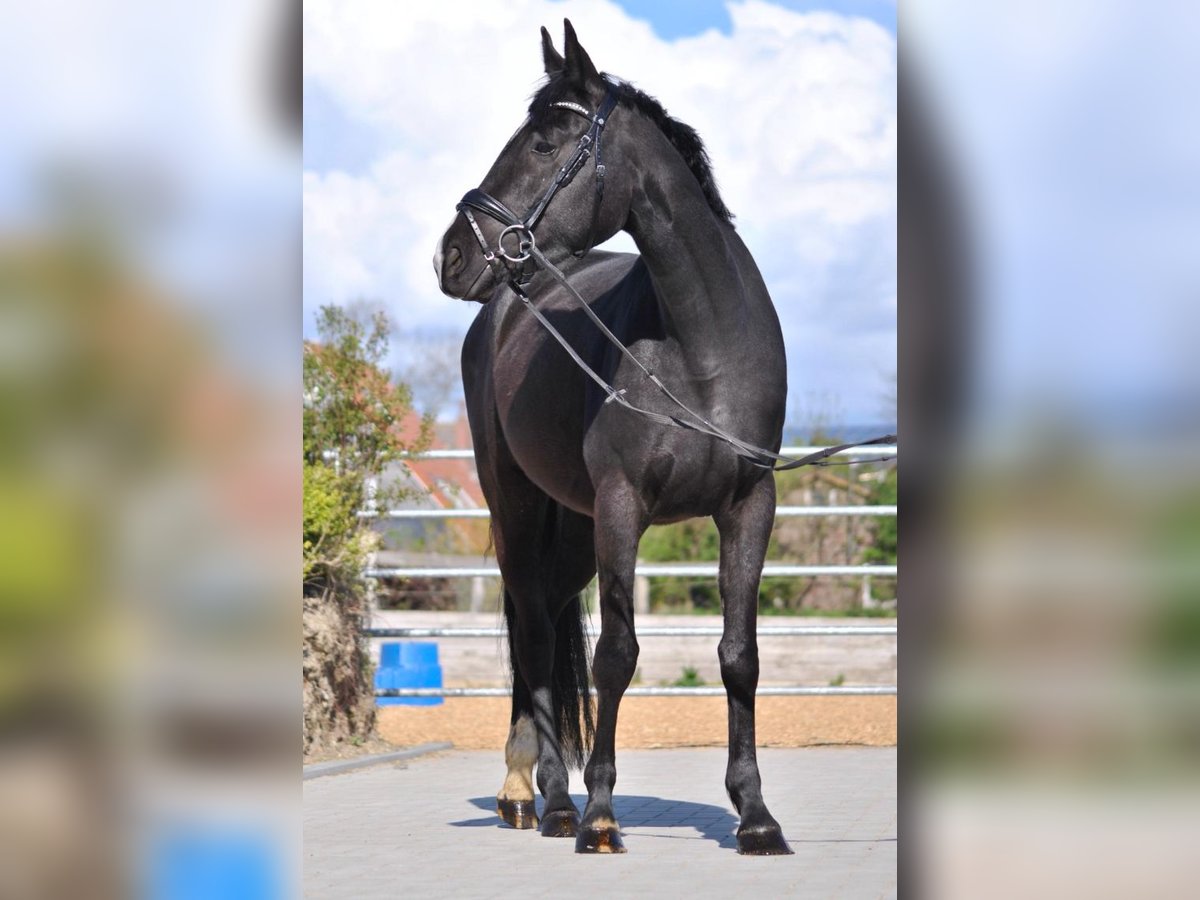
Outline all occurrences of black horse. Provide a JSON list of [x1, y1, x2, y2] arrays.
[[435, 21, 792, 856]]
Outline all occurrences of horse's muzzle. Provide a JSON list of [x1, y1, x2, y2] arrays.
[[435, 223, 501, 302]]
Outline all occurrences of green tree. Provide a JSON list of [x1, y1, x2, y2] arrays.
[[863, 466, 897, 564], [639, 519, 721, 611], [863, 466, 897, 602], [302, 304, 432, 593]]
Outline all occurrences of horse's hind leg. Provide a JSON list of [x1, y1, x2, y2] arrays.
[[493, 491, 596, 837], [496, 650, 539, 829], [715, 475, 793, 855]]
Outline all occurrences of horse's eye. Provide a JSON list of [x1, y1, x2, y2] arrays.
[[532, 141, 556, 156]]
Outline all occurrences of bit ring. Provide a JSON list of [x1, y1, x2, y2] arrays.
[[498, 224, 535, 264]]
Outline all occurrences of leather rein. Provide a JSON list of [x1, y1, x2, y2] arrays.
[[454, 83, 897, 470]]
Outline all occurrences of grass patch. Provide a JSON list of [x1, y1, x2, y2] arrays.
[[670, 666, 704, 687]]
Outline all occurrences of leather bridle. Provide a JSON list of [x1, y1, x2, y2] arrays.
[[450, 80, 898, 470], [456, 80, 621, 281]]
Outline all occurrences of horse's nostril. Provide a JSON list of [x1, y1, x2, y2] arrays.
[[446, 245, 463, 275]]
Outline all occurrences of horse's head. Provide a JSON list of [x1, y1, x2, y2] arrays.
[[435, 20, 632, 302]]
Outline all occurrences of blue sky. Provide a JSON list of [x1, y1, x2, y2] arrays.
[[608, 0, 894, 39], [304, 0, 896, 428]]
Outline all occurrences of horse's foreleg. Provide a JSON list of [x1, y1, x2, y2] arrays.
[[577, 484, 645, 854], [716, 476, 793, 855]]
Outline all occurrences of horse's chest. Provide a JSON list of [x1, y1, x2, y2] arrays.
[[585, 414, 740, 522], [489, 323, 596, 513], [644, 449, 737, 522], [492, 335, 581, 428]]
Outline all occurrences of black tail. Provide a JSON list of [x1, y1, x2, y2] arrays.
[[503, 589, 595, 769]]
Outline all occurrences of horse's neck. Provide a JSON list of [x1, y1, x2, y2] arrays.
[[626, 179, 752, 376]]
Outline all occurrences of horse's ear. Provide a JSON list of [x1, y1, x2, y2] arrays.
[[541, 26, 564, 74], [562, 19, 598, 86]]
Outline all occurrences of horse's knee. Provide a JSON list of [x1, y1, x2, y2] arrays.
[[593, 630, 639, 685], [599, 628, 638, 664], [718, 637, 759, 686]]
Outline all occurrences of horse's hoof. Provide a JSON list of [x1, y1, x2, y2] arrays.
[[539, 808, 579, 838], [497, 798, 539, 830], [575, 821, 627, 854], [736, 825, 793, 856]]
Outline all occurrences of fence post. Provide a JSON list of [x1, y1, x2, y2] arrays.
[[634, 572, 650, 615], [364, 476, 379, 623], [365, 547, 378, 623]]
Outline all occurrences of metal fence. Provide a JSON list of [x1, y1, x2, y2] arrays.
[[366, 445, 897, 698]]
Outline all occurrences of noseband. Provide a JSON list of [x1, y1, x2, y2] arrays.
[[456, 81, 621, 280]]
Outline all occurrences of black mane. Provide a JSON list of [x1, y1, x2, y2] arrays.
[[529, 73, 734, 224]]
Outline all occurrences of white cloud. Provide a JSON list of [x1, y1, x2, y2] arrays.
[[304, 0, 895, 422]]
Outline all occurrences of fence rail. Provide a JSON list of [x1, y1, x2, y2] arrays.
[[362, 504, 896, 520], [371, 444, 897, 699], [368, 623, 896, 698], [403, 445, 897, 461], [375, 685, 896, 698], [367, 563, 896, 579], [363, 624, 896, 638]]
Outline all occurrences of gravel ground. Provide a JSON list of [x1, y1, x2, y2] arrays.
[[378, 695, 896, 750], [306, 734, 402, 764], [366, 611, 895, 754]]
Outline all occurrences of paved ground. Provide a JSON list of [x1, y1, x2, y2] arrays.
[[304, 747, 896, 898]]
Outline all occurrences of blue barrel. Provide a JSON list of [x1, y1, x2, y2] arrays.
[[379, 643, 403, 668], [376, 641, 443, 707], [400, 642, 439, 668]]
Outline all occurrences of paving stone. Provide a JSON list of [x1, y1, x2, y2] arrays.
[[304, 747, 896, 898]]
